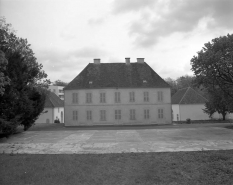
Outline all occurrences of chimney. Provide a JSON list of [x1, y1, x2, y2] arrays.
[[125, 58, 130, 65], [137, 58, 144, 63], [94, 58, 100, 64]]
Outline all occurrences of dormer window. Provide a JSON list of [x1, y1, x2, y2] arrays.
[[143, 80, 147, 83], [89, 81, 93, 85]]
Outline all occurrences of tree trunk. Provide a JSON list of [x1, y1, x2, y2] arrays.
[[222, 113, 226, 120]]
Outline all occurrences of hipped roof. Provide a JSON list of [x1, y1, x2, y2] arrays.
[[64, 62, 170, 90], [172, 87, 208, 104], [44, 92, 64, 108]]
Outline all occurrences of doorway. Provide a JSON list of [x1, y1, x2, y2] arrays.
[[61, 111, 63, 123]]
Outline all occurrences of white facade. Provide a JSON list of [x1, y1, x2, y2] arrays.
[[35, 107, 64, 124], [172, 104, 233, 121], [172, 104, 209, 121], [48, 85, 65, 100], [64, 88, 172, 126]]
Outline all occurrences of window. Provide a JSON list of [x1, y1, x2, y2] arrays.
[[87, 110, 92, 120], [53, 89, 56, 93], [144, 109, 150, 119], [158, 91, 163, 102], [72, 93, 78, 103], [115, 110, 121, 120], [100, 93, 106, 103], [144, 92, 149, 102], [86, 93, 92, 103], [158, 109, 164, 119], [100, 110, 106, 121], [115, 92, 120, 103], [73, 110, 78, 120], [59, 89, 63, 93], [130, 109, 136, 120], [129, 92, 135, 102]]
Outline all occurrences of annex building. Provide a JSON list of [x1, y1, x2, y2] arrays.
[[64, 58, 172, 126]]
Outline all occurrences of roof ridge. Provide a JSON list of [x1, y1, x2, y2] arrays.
[[178, 87, 189, 104], [189, 87, 208, 102], [49, 97, 55, 107]]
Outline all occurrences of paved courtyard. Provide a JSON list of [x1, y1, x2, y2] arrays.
[[0, 124, 233, 154]]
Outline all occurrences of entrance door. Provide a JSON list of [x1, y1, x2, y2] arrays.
[[61, 111, 63, 123]]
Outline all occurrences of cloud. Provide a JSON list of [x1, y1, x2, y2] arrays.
[[113, 0, 233, 47], [88, 17, 105, 26], [35, 47, 108, 81], [112, 0, 155, 14]]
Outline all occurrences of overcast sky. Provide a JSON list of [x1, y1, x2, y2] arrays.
[[1, 0, 233, 83]]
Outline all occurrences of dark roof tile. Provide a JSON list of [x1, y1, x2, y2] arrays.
[[172, 87, 208, 104], [64, 62, 170, 90], [44, 92, 64, 108]]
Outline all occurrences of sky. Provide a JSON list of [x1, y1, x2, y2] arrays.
[[1, 0, 233, 83]]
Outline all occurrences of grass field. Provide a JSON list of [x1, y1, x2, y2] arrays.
[[1, 150, 233, 185]]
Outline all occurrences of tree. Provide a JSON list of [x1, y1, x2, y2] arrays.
[[203, 89, 233, 120], [53, 79, 68, 86], [191, 34, 233, 99], [0, 50, 10, 95], [164, 77, 178, 96], [0, 17, 50, 135], [165, 75, 197, 96]]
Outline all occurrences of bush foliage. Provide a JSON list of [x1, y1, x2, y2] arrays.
[[0, 17, 50, 135]]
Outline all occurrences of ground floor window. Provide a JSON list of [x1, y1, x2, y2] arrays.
[[158, 109, 163, 119], [73, 110, 78, 120], [87, 110, 92, 120], [130, 109, 136, 120], [144, 109, 150, 119], [100, 110, 106, 121], [115, 110, 121, 120]]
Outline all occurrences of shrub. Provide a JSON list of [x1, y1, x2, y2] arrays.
[[186, 118, 191, 124]]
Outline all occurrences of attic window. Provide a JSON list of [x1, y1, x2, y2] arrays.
[[89, 81, 93, 85], [143, 80, 147, 83]]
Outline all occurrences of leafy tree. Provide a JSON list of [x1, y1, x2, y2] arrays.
[[0, 50, 10, 95], [165, 75, 197, 96], [191, 34, 233, 119], [203, 89, 233, 120], [0, 17, 50, 135], [53, 79, 67, 86], [165, 77, 178, 96], [191, 34, 233, 99]]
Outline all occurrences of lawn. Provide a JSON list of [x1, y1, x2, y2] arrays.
[[0, 150, 233, 185]]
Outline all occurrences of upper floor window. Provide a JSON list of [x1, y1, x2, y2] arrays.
[[86, 93, 92, 103], [144, 109, 150, 119], [115, 110, 121, 120], [59, 89, 64, 93], [158, 108, 164, 119], [87, 110, 92, 121], [144, 92, 149, 102], [100, 93, 106, 103], [73, 110, 78, 120], [130, 109, 136, 120], [115, 92, 121, 103], [100, 110, 106, 121], [158, 91, 163, 102], [129, 92, 135, 102], [72, 93, 78, 104]]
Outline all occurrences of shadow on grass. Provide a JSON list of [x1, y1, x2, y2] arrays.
[[225, 125, 233, 130], [1, 150, 233, 185]]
